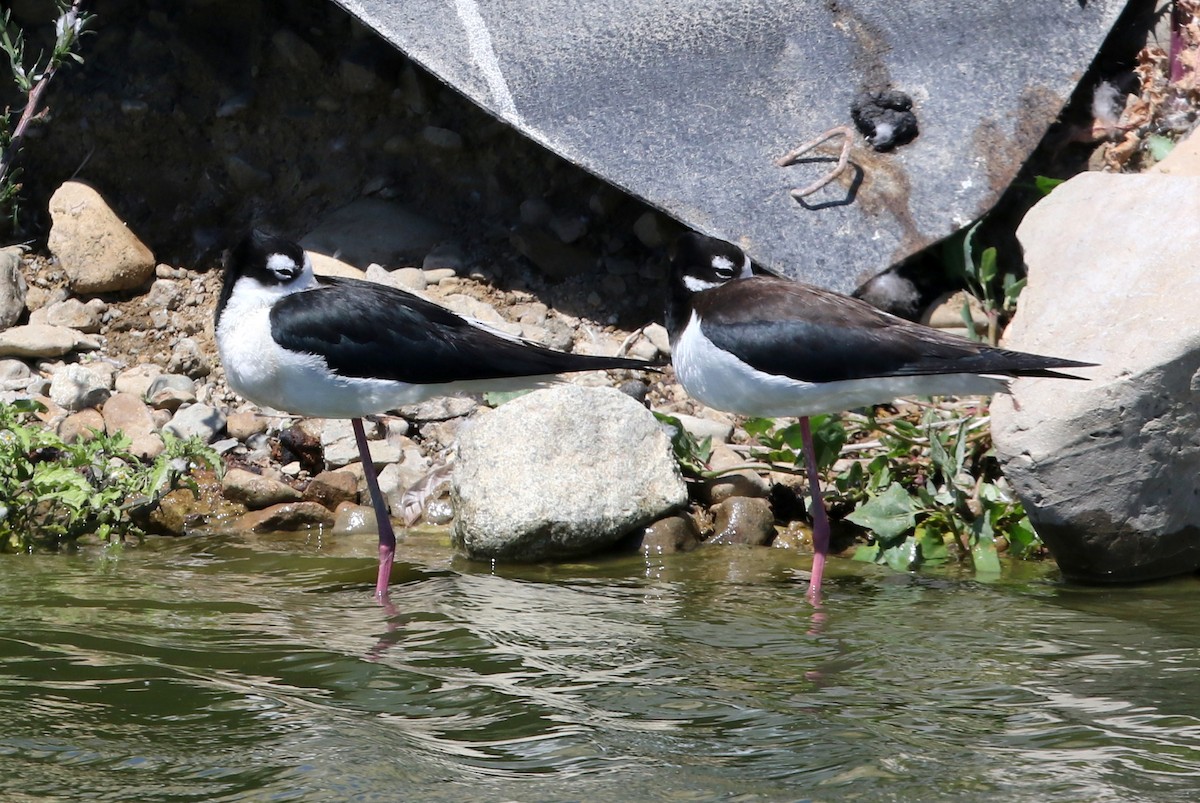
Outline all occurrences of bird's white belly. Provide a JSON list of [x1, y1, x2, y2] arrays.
[[672, 312, 1008, 417]]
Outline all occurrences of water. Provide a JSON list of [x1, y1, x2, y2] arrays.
[[3, 530, 1200, 802]]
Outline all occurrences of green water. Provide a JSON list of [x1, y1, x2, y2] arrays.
[[2, 530, 1199, 802]]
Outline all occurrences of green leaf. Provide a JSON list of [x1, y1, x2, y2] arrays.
[[845, 482, 917, 540], [1034, 175, 1064, 196], [653, 411, 712, 476], [882, 537, 919, 572], [917, 527, 949, 565], [780, 422, 806, 451], [812, 415, 847, 470], [1146, 134, 1175, 162], [977, 246, 998, 287], [852, 543, 880, 563], [970, 534, 1002, 575], [742, 417, 774, 440]]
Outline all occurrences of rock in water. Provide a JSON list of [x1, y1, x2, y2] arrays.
[[47, 181, 156, 294], [452, 385, 687, 561], [992, 172, 1200, 583]]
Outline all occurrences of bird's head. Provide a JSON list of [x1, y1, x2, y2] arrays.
[[671, 232, 754, 295], [215, 230, 316, 326], [227, 230, 312, 286]]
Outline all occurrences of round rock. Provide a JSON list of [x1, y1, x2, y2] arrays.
[[452, 385, 687, 562]]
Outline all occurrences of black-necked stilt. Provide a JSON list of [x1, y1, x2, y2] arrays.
[[216, 230, 659, 599], [666, 232, 1093, 604]]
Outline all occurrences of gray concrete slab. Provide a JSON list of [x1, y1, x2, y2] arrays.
[[333, 0, 1129, 292]]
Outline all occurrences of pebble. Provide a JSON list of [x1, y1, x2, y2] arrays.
[[235, 501, 336, 532], [226, 411, 268, 440], [163, 403, 226, 442], [29, 298, 106, 333], [396, 396, 478, 422], [704, 444, 770, 504], [169, 337, 211, 378], [114, 362, 163, 398], [635, 515, 701, 554], [332, 502, 379, 536], [0, 324, 101, 358], [147, 374, 197, 411], [321, 418, 401, 468], [303, 470, 360, 509], [58, 408, 105, 443], [49, 363, 112, 411], [222, 468, 303, 510], [708, 497, 776, 546], [102, 392, 165, 458]]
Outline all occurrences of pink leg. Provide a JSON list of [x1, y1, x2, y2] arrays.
[[352, 417, 396, 601], [799, 417, 828, 606]]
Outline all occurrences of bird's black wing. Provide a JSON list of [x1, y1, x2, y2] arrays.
[[270, 277, 653, 384], [697, 278, 1091, 383]]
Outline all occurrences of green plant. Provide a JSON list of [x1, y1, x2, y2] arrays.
[[0, 399, 220, 552], [738, 402, 1041, 577], [945, 222, 1026, 345], [0, 0, 94, 233], [653, 411, 713, 477]]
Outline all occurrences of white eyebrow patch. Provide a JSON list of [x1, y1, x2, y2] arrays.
[[683, 275, 721, 292], [712, 255, 735, 273], [267, 253, 299, 274]]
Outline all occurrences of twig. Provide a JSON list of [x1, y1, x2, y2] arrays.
[[0, 0, 88, 194]]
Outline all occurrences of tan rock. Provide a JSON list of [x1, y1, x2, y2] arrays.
[[114, 364, 163, 398], [635, 515, 700, 554], [0, 324, 101, 357], [226, 411, 268, 440], [47, 181, 156, 294], [235, 501, 336, 532], [708, 497, 775, 546], [58, 408, 105, 443], [304, 469, 359, 509], [222, 468, 303, 510]]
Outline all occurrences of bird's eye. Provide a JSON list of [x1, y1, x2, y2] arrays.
[[266, 253, 300, 280], [711, 255, 737, 280]]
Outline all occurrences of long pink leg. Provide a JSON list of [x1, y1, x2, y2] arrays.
[[352, 417, 395, 601], [799, 416, 828, 606]]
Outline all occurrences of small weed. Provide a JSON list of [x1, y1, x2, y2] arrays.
[[944, 222, 1026, 345], [0, 398, 220, 552], [653, 411, 713, 478], [0, 0, 94, 234]]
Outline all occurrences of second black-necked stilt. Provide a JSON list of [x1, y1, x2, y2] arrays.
[[216, 230, 659, 599], [666, 232, 1093, 604]]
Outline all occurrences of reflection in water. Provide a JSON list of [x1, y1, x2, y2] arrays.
[[2, 531, 1200, 801]]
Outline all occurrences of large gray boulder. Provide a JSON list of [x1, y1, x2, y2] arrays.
[[452, 385, 686, 562], [992, 171, 1200, 582]]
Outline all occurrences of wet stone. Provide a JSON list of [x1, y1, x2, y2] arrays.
[[222, 468, 303, 510], [708, 497, 775, 546], [635, 515, 700, 555], [236, 501, 336, 532], [304, 470, 360, 510]]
